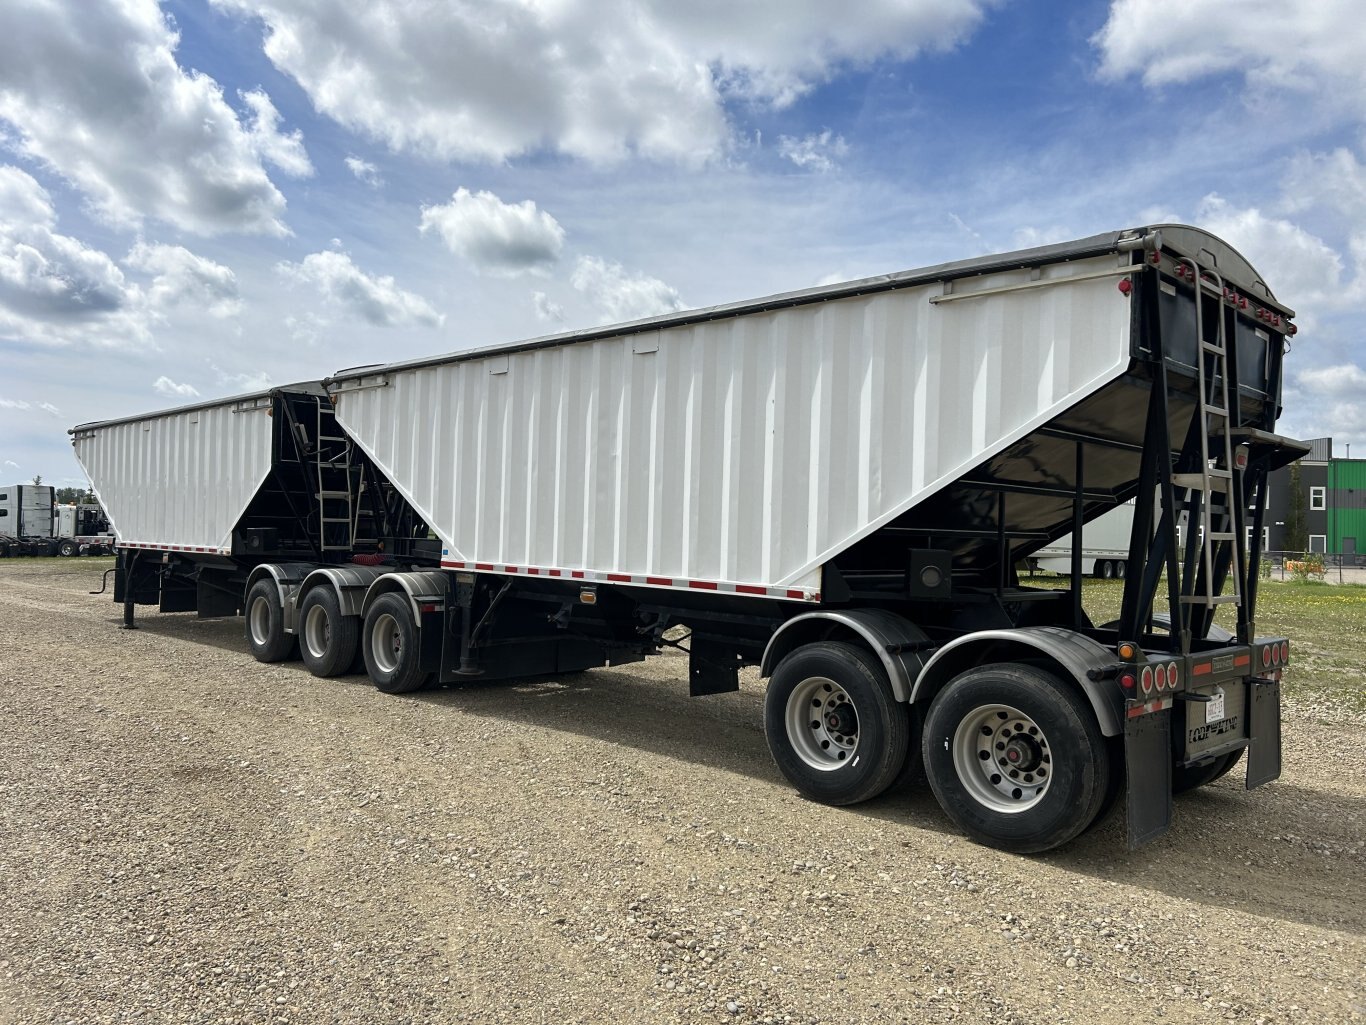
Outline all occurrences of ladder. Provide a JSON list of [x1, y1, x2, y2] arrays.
[[315, 400, 355, 552], [1169, 257, 1245, 635]]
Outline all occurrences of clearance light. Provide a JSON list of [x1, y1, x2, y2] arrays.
[[1287, 323, 1299, 336], [1149, 251, 1161, 265], [1118, 642, 1137, 660], [1120, 672, 1136, 691], [1117, 278, 1133, 296]]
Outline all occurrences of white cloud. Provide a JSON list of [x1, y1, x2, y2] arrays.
[[285, 312, 327, 346], [241, 89, 314, 179], [532, 291, 565, 323], [0, 0, 304, 235], [1094, 0, 1366, 120], [571, 255, 685, 324], [1297, 363, 1366, 397], [1288, 363, 1366, 447], [1195, 194, 1359, 312], [420, 188, 565, 277], [345, 156, 383, 188], [212, 0, 991, 163], [125, 242, 243, 318], [277, 250, 444, 327], [153, 376, 200, 398], [209, 363, 274, 394], [37, 401, 60, 417], [0, 165, 151, 347], [777, 130, 849, 172], [0, 399, 30, 410], [2, 459, 18, 469]]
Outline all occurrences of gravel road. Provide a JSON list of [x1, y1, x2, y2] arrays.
[[1, 559, 1363, 1025]]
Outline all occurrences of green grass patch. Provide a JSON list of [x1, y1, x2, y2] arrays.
[[1057, 576, 1366, 714]]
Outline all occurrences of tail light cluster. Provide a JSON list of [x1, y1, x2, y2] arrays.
[[1260, 641, 1290, 670], [1136, 660, 1181, 696]]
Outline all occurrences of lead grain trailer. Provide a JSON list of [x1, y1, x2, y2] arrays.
[[73, 225, 1307, 853]]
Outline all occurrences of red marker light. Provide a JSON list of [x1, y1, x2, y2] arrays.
[[1118, 278, 1133, 296], [1120, 672, 1136, 691]]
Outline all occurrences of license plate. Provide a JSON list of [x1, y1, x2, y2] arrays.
[[1206, 688, 1226, 724]]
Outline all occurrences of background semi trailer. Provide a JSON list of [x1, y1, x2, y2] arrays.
[[1030, 500, 1137, 578], [0, 483, 56, 556], [73, 225, 1307, 853]]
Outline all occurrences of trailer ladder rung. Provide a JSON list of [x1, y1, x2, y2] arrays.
[[1201, 341, 1227, 355]]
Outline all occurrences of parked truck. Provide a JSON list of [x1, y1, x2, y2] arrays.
[[72, 225, 1307, 853], [53, 502, 115, 556], [0, 483, 56, 556]]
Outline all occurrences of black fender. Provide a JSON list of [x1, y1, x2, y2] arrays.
[[760, 609, 931, 703], [360, 570, 451, 622], [243, 562, 317, 635], [911, 626, 1123, 737], [299, 564, 390, 619]]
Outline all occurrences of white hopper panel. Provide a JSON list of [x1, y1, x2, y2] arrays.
[[332, 255, 1134, 600], [73, 393, 276, 554]]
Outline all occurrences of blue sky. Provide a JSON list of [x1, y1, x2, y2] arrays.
[[2, 0, 1364, 487]]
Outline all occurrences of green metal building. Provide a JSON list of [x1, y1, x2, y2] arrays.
[[1328, 459, 1366, 557]]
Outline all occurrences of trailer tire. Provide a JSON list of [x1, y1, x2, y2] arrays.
[[1174, 749, 1244, 794], [245, 579, 297, 663], [923, 662, 1111, 854], [0, 541, 8, 558], [298, 587, 359, 678], [764, 642, 910, 806], [362, 593, 432, 695], [1097, 560, 1114, 579], [1114, 560, 1126, 580], [58, 540, 78, 557]]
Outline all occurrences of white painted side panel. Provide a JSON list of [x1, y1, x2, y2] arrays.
[[73, 400, 275, 553], [334, 257, 1135, 597]]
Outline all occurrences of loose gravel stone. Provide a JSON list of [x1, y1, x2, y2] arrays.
[[0, 558, 1363, 1024]]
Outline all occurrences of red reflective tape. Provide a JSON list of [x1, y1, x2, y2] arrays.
[[607, 573, 631, 582], [504, 566, 519, 573], [571, 571, 585, 579], [548, 569, 562, 577], [645, 576, 672, 586], [474, 563, 494, 571], [688, 580, 718, 590], [785, 589, 804, 599], [1192, 662, 1212, 676], [1233, 654, 1250, 667], [527, 567, 540, 575], [419, 603, 438, 614], [736, 584, 766, 595]]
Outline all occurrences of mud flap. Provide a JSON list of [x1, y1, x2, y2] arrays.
[[1125, 706, 1173, 848], [1246, 678, 1282, 789]]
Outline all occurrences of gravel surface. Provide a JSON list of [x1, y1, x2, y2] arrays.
[[1, 559, 1363, 1024]]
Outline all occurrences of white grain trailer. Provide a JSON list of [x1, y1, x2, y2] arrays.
[[1030, 500, 1137, 578], [73, 225, 1307, 853]]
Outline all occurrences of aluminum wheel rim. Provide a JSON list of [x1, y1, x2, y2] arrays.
[[785, 675, 860, 771], [370, 613, 401, 674], [249, 596, 272, 646], [303, 603, 331, 659], [953, 703, 1053, 812]]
